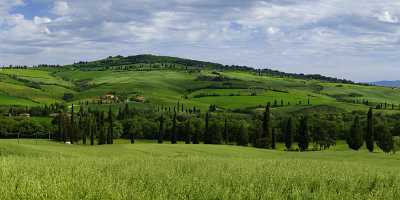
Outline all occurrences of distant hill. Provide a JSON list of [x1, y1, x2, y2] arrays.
[[65, 54, 355, 84], [370, 80, 400, 88]]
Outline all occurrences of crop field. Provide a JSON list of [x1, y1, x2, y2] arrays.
[[1, 66, 400, 115], [0, 140, 398, 200]]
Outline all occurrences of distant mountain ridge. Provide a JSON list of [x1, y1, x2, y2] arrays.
[[371, 80, 400, 88]]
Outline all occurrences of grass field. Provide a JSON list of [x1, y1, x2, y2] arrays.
[[0, 140, 399, 200]]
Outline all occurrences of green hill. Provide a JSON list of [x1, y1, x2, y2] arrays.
[[0, 55, 399, 115]]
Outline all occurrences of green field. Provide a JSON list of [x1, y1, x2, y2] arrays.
[[0, 140, 398, 200], [1, 66, 399, 115]]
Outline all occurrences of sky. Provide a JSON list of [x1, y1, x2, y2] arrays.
[[1, 0, 400, 82]]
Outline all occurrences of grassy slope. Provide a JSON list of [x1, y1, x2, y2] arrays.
[[0, 140, 399, 199], [0, 67, 399, 115]]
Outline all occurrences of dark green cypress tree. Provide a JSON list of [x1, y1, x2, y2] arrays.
[[366, 108, 374, 152], [107, 106, 114, 144], [124, 103, 129, 119], [376, 124, 394, 153], [347, 116, 363, 150], [80, 108, 86, 145], [261, 104, 272, 148], [70, 104, 75, 144], [158, 114, 164, 144], [298, 116, 309, 151], [237, 122, 249, 146], [271, 128, 276, 149], [204, 112, 211, 144], [98, 111, 106, 145], [285, 117, 294, 150], [171, 112, 177, 144], [129, 125, 135, 144], [90, 116, 94, 146], [223, 118, 228, 144], [184, 119, 192, 144]]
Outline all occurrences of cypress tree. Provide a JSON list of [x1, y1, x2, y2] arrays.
[[129, 125, 135, 144], [223, 118, 228, 144], [184, 119, 192, 144], [70, 104, 74, 144], [204, 112, 210, 144], [98, 111, 106, 145], [347, 116, 363, 150], [298, 116, 309, 151], [171, 112, 177, 144], [261, 104, 272, 148], [284, 117, 294, 150], [158, 114, 164, 144], [271, 128, 276, 149], [237, 122, 249, 146], [90, 116, 94, 145], [124, 103, 129, 119], [80, 111, 87, 145], [376, 124, 394, 153], [107, 106, 114, 144], [366, 108, 374, 152]]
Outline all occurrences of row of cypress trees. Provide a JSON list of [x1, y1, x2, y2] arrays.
[[347, 108, 394, 153]]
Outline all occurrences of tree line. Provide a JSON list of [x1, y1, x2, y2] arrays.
[[44, 103, 397, 153]]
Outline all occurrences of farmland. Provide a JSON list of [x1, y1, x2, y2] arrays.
[[0, 139, 399, 200], [1, 55, 400, 199]]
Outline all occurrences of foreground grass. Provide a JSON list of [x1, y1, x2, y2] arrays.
[[0, 140, 399, 200]]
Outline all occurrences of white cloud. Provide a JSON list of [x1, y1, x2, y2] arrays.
[[33, 16, 52, 25], [376, 11, 399, 23], [2, 0, 400, 81], [52, 1, 70, 16], [267, 27, 280, 35]]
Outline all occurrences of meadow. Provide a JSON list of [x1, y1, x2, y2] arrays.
[[0, 139, 399, 200]]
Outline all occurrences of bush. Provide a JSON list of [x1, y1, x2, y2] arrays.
[[63, 93, 74, 101]]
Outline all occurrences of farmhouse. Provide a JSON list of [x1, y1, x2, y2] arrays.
[[19, 113, 31, 118]]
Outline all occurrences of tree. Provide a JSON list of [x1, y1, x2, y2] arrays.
[[376, 124, 394, 153], [347, 116, 363, 150], [107, 106, 114, 144], [260, 104, 272, 148], [366, 108, 374, 152], [237, 121, 249, 146], [284, 117, 294, 150], [98, 111, 106, 145], [271, 128, 276, 149], [90, 116, 95, 146], [223, 118, 228, 144], [204, 112, 211, 144], [192, 118, 201, 144], [70, 104, 75, 144], [158, 114, 165, 144], [209, 120, 223, 144], [298, 116, 309, 151], [79, 107, 86, 145], [171, 112, 177, 144], [184, 119, 192, 144]]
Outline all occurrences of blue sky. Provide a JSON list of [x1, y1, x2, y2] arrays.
[[1, 0, 400, 82]]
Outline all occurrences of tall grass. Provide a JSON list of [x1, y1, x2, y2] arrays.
[[0, 140, 399, 199]]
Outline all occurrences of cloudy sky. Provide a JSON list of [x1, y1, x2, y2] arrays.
[[1, 0, 400, 81]]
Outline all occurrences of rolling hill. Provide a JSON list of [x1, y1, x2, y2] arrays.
[[0, 55, 399, 115]]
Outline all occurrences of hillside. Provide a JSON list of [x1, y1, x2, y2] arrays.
[[0, 54, 399, 115]]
